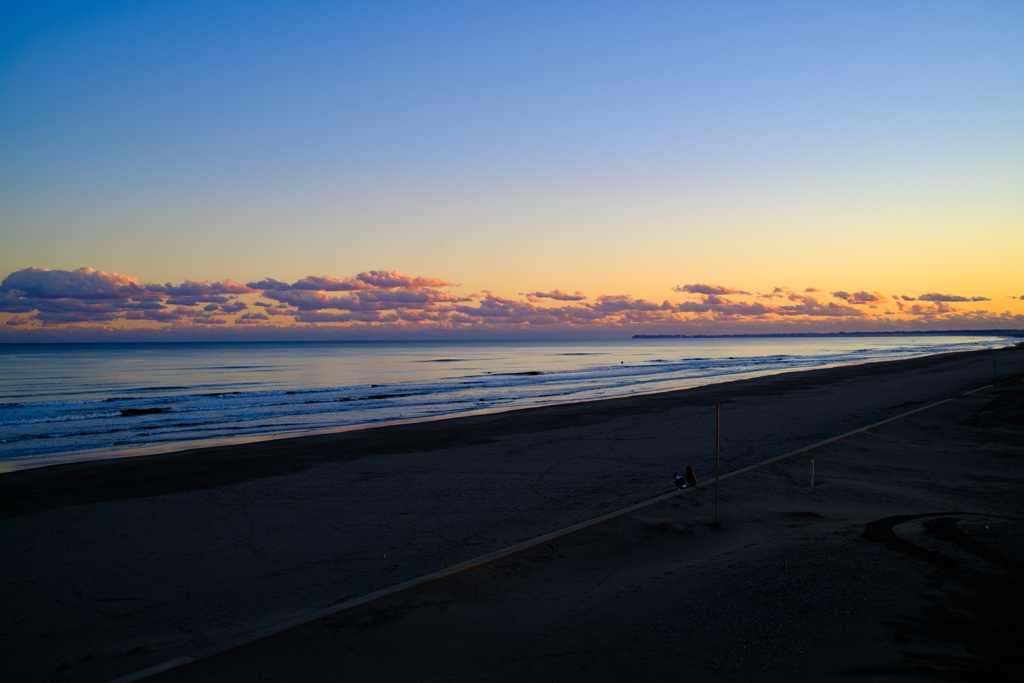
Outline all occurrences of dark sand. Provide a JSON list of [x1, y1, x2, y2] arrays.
[[1, 346, 1022, 682]]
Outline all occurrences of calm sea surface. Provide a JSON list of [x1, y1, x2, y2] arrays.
[[0, 336, 1011, 471]]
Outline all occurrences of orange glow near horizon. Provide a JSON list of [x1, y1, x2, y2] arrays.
[[1, 267, 1020, 339]]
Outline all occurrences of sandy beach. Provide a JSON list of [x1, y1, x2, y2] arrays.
[[1, 345, 1021, 682]]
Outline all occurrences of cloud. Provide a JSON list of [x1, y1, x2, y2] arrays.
[[32, 302, 123, 324], [123, 308, 181, 323], [234, 312, 270, 325], [220, 301, 248, 314], [831, 291, 886, 305], [166, 295, 232, 306], [247, 270, 456, 292], [153, 280, 253, 296], [0, 290, 42, 314], [672, 283, 750, 295], [246, 278, 292, 291], [455, 293, 551, 322], [20, 296, 159, 324], [263, 306, 292, 316], [673, 298, 774, 317], [0, 267, 252, 325], [0, 267, 259, 325], [917, 292, 991, 302], [521, 289, 587, 301], [8, 269, 241, 299], [293, 311, 401, 324], [288, 275, 376, 291], [1, 267, 152, 300], [262, 287, 469, 312], [757, 287, 792, 299], [896, 300, 960, 316], [2, 266, 1020, 335], [356, 270, 454, 289], [777, 294, 868, 317]]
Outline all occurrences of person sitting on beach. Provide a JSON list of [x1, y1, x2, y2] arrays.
[[683, 466, 697, 487], [684, 466, 700, 489], [674, 467, 698, 489]]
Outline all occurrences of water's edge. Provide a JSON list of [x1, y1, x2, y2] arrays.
[[1, 338, 1012, 474]]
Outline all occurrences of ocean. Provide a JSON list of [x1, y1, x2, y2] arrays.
[[0, 336, 1011, 471]]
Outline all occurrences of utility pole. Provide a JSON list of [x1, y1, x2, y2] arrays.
[[716, 403, 720, 527]]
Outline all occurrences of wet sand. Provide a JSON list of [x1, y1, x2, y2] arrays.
[[1, 345, 1021, 682]]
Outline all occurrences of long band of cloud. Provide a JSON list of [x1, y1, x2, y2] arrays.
[[1, 267, 1019, 335]]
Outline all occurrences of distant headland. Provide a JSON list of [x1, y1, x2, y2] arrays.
[[632, 329, 1024, 339]]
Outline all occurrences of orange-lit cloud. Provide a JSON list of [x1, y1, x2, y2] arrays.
[[896, 300, 960, 317], [250, 271, 455, 292], [757, 287, 792, 299], [918, 292, 991, 303], [0, 267, 254, 325], [521, 289, 587, 301], [831, 290, 886, 305], [672, 283, 751, 295], [2, 267, 1021, 337]]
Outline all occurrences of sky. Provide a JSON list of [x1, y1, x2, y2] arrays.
[[1, 0, 1022, 339]]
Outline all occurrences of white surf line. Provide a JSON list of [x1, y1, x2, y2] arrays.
[[9, 345, 999, 476], [109, 389, 981, 683]]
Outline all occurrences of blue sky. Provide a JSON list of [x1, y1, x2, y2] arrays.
[[1, 1, 1022, 337]]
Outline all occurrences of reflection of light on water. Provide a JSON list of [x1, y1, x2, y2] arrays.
[[0, 336, 1012, 468]]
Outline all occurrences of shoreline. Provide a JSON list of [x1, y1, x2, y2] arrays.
[[0, 345, 1014, 522], [1, 340, 1015, 476]]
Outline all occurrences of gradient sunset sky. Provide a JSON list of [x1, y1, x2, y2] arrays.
[[2, 1, 1022, 338]]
